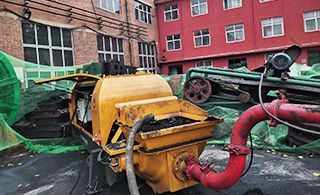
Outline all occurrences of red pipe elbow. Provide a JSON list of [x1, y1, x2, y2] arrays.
[[185, 100, 320, 190]]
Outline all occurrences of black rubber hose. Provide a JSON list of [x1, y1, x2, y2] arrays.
[[125, 114, 155, 195]]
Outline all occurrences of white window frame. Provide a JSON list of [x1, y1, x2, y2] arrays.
[[225, 23, 245, 43], [164, 4, 179, 22], [223, 0, 242, 10], [23, 24, 74, 67], [138, 42, 157, 73], [304, 10, 320, 32], [190, 0, 208, 17], [193, 29, 211, 48], [259, 0, 274, 2], [195, 60, 213, 69], [261, 16, 284, 38], [22, 22, 75, 88], [166, 34, 182, 51], [135, 1, 152, 24], [97, 35, 124, 64], [98, 0, 120, 14]]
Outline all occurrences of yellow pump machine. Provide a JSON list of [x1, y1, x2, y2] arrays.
[[36, 50, 320, 194], [36, 66, 222, 194]]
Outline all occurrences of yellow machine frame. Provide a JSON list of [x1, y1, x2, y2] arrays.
[[36, 73, 222, 193]]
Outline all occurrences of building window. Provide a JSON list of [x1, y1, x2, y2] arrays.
[[259, 0, 273, 2], [191, 0, 208, 16], [226, 23, 244, 43], [262, 16, 284, 38], [224, 0, 242, 10], [164, 4, 179, 21], [195, 60, 212, 69], [98, 0, 120, 14], [97, 35, 124, 64], [22, 21, 74, 67], [304, 10, 320, 32], [138, 43, 157, 73], [135, 1, 152, 24], [166, 34, 181, 51], [194, 29, 210, 47], [308, 50, 320, 65], [228, 58, 247, 69], [169, 65, 183, 75]]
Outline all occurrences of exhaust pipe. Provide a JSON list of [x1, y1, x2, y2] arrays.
[[185, 98, 320, 189]]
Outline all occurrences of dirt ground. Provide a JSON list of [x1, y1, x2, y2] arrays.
[[0, 145, 319, 195]]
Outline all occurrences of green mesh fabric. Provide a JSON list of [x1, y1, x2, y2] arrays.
[[0, 115, 84, 153], [205, 106, 320, 153], [161, 74, 186, 99], [0, 50, 100, 153], [0, 52, 20, 126], [0, 115, 25, 151], [163, 64, 320, 153], [1, 49, 320, 153]]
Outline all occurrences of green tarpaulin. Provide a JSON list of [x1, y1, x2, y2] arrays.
[[0, 49, 319, 153]]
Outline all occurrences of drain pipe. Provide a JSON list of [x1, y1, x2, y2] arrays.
[[124, 0, 133, 65], [185, 98, 320, 189], [126, 114, 155, 195]]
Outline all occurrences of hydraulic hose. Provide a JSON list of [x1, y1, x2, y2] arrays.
[[125, 114, 155, 195], [185, 101, 320, 189]]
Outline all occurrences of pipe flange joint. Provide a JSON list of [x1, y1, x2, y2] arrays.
[[227, 144, 250, 155], [184, 157, 198, 180]]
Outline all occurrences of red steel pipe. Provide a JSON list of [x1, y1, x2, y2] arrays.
[[185, 99, 320, 189]]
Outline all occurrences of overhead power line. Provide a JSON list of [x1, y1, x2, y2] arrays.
[[0, 0, 147, 37], [29, 0, 147, 33], [43, 0, 147, 31]]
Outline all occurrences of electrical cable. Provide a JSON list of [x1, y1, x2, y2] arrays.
[[0, 0, 147, 36], [0, 7, 148, 41], [258, 68, 320, 136], [28, 0, 147, 33], [63, 105, 78, 137], [242, 66, 320, 177], [97, 149, 108, 165], [69, 95, 90, 195], [241, 132, 253, 177], [43, 0, 147, 30], [69, 145, 81, 195]]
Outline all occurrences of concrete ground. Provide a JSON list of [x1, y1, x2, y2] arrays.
[[0, 145, 319, 195]]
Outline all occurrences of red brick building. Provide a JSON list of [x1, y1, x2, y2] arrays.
[[155, 0, 320, 75], [1, 0, 320, 77], [0, 0, 159, 87]]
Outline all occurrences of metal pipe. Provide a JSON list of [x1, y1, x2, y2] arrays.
[[124, 0, 133, 65], [185, 99, 320, 189], [125, 114, 155, 195], [186, 68, 320, 88]]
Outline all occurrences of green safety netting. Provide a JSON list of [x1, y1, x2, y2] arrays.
[[162, 64, 320, 153], [205, 106, 320, 153], [1, 48, 319, 153], [0, 50, 102, 152], [0, 114, 83, 153]]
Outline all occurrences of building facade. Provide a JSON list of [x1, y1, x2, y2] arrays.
[[0, 0, 159, 87], [155, 0, 320, 75]]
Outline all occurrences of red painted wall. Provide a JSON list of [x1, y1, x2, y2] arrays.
[[156, 0, 320, 74]]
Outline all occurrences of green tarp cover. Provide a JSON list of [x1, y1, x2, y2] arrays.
[[0, 49, 319, 153], [163, 64, 320, 153], [0, 51, 100, 152]]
